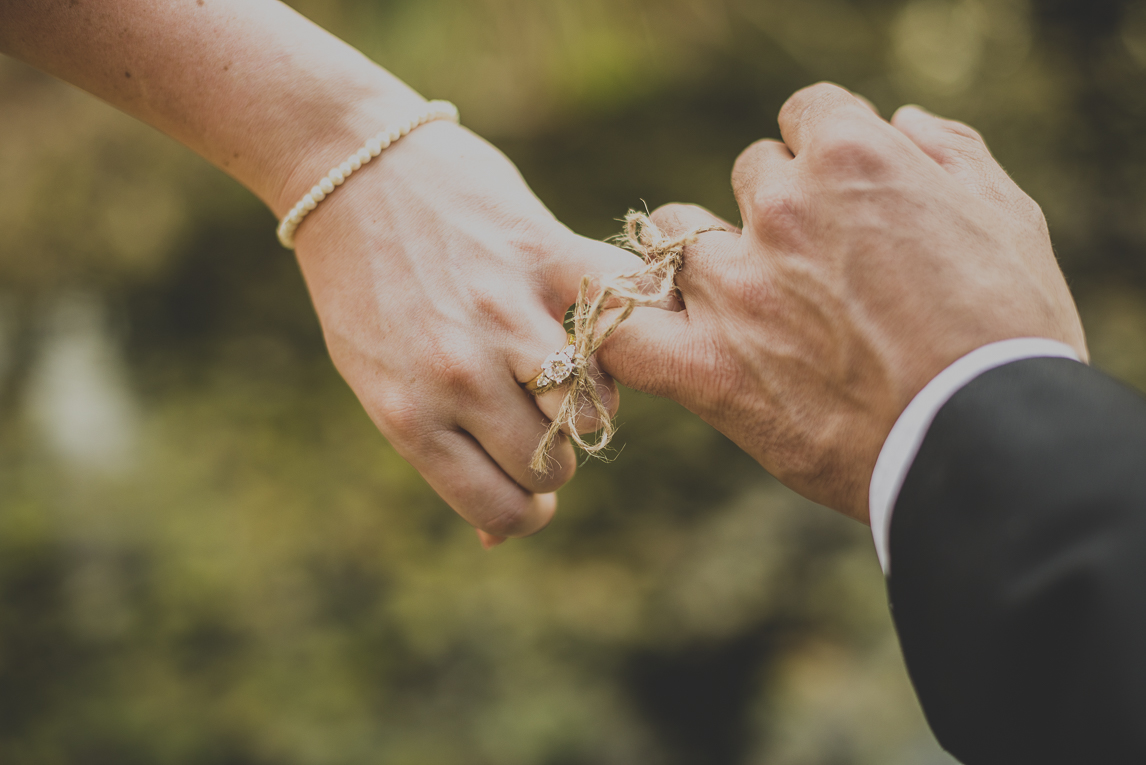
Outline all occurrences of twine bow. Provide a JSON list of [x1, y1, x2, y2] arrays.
[[529, 211, 724, 474]]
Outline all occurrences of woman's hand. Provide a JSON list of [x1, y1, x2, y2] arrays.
[[0, 0, 643, 542], [289, 119, 641, 541]]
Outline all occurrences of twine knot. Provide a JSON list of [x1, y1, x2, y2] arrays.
[[529, 211, 724, 474]]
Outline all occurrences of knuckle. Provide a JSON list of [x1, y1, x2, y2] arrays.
[[649, 203, 697, 230], [375, 394, 426, 443], [781, 82, 850, 123], [811, 123, 890, 173], [749, 191, 801, 239], [732, 139, 785, 199], [733, 138, 781, 174], [934, 130, 989, 168], [440, 357, 482, 393], [940, 118, 985, 145], [426, 339, 484, 393]]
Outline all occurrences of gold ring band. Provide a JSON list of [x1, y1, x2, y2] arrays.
[[525, 335, 582, 395]]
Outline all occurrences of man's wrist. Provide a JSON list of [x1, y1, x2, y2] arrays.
[[867, 338, 1084, 575]]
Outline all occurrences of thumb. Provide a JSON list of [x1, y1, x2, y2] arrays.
[[596, 306, 694, 402]]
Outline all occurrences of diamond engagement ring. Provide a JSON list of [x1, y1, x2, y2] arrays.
[[525, 335, 583, 395]]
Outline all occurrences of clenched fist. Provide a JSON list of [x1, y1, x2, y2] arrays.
[[600, 83, 1086, 521]]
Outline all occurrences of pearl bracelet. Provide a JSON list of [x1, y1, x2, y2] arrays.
[[276, 99, 460, 249]]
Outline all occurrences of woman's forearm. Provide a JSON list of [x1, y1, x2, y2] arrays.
[[0, 0, 426, 216], [1, 0, 646, 540]]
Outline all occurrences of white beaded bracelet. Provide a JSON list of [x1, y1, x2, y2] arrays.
[[276, 99, 460, 249]]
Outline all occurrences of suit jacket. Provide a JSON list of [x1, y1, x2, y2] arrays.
[[888, 358, 1146, 764]]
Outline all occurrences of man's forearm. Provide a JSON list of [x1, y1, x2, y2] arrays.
[[0, 0, 426, 215], [889, 358, 1146, 763]]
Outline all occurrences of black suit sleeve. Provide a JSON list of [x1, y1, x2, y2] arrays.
[[888, 358, 1146, 765]]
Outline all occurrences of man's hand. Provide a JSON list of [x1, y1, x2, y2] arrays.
[[598, 83, 1087, 522], [292, 120, 640, 543]]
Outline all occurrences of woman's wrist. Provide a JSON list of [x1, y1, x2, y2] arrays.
[[0, 0, 435, 222], [264, 72, 429, 219]]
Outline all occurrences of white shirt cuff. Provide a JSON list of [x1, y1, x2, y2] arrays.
[[868, 338, 1083, 575]]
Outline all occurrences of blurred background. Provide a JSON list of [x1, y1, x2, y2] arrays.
[[1, 0, 1145, 763]]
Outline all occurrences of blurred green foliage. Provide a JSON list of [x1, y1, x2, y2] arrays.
[[1, 1, 1145, 763]]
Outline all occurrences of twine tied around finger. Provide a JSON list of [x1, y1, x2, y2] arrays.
[[529, 211, 725, 474]]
